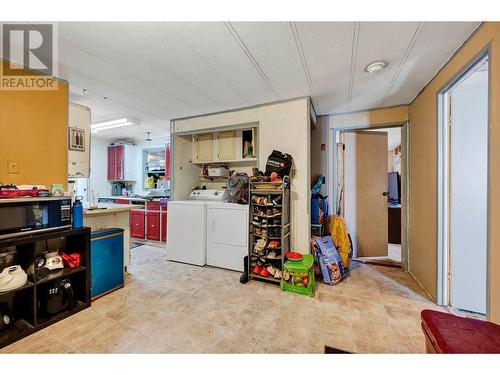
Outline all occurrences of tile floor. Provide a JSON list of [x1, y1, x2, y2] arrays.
[[1, 244, 450, 354]]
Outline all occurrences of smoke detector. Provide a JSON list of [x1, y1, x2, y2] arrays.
[[366, 61, 387, 74]]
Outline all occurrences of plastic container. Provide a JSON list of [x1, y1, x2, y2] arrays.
[[281, 254, 315, 297], [72, 196, 83, 228]]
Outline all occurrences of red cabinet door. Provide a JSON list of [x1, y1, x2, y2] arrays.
[[115, 145, 124, 180], [107, 146, 116, 180], [146, 212, 160, 241], [130, 210, 145, 239], [161, 211, 167, 242], [115, 199, 129, 204], [165, 142, 171, 180]]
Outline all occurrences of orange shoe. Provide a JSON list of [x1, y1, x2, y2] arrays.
[[259, 267, 270, 278], [252, 265, 263, 274]]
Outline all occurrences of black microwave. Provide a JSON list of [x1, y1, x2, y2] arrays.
[[0, 197, 71, 239]]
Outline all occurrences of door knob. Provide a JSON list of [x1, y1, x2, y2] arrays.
[[382, 191, 389, 196]]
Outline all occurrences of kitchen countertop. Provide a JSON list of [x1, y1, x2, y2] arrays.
[[83, 203, 144, 216], [99, 195, 169, 201]]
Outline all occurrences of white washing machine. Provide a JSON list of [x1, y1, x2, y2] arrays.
[[206, 202, 249, 272], [166, 190, 226, 266]]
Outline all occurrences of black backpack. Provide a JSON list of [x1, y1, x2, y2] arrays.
[[226, 173, 249, 204], [265, 150, 293, 178]]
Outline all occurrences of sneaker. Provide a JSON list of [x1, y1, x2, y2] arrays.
[[261, 229, 268, 237], [266, 265, 277, 276], [252, 216, 261, 226], [266, 196, 274, 206], [261, 218, 267, 226], [266, 209, 273, 217], [272, 195, 282, 206], [272, 208, 281, 217], [266, 251, 279, 259], [255, 227, 262, 235], [252, 196, 260, 204], [274, 269, 282, 279], [254, 207, 265, 216], [254, 238, 267, 255]]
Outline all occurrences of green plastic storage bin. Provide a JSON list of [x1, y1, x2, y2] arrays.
[[281, 254, 315, 297]]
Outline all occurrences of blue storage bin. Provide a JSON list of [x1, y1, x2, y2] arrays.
[[90, 228, 124, 300]]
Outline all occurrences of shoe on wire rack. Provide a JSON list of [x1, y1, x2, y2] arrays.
[[272, 195, 282, 206]]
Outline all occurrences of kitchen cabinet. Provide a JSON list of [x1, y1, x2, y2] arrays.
[[193, 133, 213, 161], [68, 103, 91, 178], [107, 144, 137, 181], [161, 211, 167, 242], [146, 211, 160, 241], [217, 131, 236, 160], [130, 210, 145, 239]]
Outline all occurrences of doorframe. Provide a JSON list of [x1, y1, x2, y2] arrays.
[[436, 46, 491, 315], [331, 121, 410, 271]]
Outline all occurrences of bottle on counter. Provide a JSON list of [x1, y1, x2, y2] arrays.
[[73, 196, 83, 228]]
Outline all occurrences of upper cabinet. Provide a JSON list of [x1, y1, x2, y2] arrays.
[[191, 127, 257, 164], [217, 131, 236, 161], [193, 133, 213, 162], [68, 103, 91, 178], [107, 144, 137, 181]]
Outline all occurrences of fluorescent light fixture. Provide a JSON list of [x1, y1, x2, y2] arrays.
[[91, 117, 140, 133]]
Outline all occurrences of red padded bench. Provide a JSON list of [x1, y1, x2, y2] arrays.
[[421, 309, 500, 353]]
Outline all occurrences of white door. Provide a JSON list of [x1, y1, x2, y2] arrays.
[[449, 64, 488, 314], [166, 202, 206, 266], [206, 204, 248, 271]]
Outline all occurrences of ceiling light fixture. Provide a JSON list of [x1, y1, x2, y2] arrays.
[[91, 117, 140, 133], [366, 61, 387, 74]]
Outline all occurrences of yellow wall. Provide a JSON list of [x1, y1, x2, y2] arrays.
[[0, 62, 68, 188], [408, 22, 500, 323]]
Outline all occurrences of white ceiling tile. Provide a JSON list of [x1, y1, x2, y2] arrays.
[[51, 22, 481, 139], [383, 22, 480, 107]]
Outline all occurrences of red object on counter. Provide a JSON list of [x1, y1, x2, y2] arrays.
[[161, 211, 167, 242], [0, 189, 40, 199], [60, 252, 81, 268], [421, 309, 500, 353]]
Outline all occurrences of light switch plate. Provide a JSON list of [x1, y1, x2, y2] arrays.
[[7, 160, 19, 174]]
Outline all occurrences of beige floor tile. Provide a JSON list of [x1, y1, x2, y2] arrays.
[[2, 245, 440, 354], [349, 297, 388, 320], [116, 334, 179, 353], [0, 331, 73, 354], [166, 320, 228, 353], [231, 308, 276, 337], [75, 322, 141, 353]]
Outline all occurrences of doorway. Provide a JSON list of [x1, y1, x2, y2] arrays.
[[438, 52, 489, 316], [335, 124, 406, 268]]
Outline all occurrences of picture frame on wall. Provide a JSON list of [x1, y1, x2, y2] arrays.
[[69, 127, 85, 151]]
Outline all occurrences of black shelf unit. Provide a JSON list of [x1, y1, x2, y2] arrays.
[[0, 227, 91, 349], [248, 178, 291, 285]]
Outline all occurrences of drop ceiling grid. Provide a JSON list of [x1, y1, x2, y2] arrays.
[[349, 22, 420, 111]]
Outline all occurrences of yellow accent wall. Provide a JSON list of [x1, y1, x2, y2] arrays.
[[0, 61, 68, 188], [408, 22, 500, 323]]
